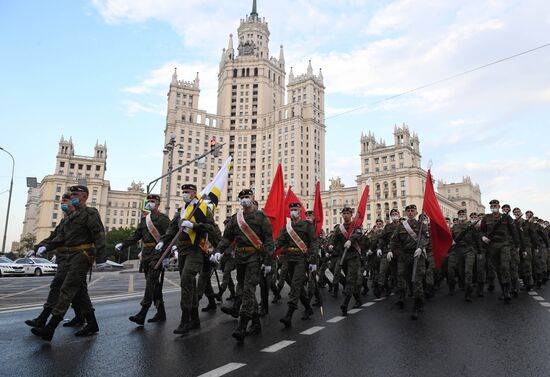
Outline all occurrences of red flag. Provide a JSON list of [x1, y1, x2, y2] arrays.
[[350, 183, 370, 236], [422, 169, 453, 269], [284, 186, 306, 219], [313, 181, 324, 236], [264, 164, 286, 240]]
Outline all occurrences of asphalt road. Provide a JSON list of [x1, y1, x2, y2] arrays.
[[1, 279, 550, 377]]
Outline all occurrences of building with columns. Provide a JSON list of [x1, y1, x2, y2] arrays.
[[160, 1, 325, 221], [438, 177, 484, 216], [21, 137, 146, 242]]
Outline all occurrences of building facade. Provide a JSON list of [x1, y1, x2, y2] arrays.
[[320, 125, 483, 232], [160, 1, 325, 222], [21, 137, 146, 242]]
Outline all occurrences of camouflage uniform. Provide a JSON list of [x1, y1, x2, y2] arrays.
[[451, 221, 482, 301], [514, 218, 535, 290], [376, 221, 401, 295]]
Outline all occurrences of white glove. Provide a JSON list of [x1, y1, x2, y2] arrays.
[[414, 248, 422, 258], [171, 245, 178, 252], [309, 264, 317, 272], [138, 251, 142, 260], [535, 249, 539, 254], [214, 252, 221, 263], [209, 254, 217, 263], [377, 249, 383, 257], [96, 262, 109, 270], [115, 243, 124, 252], [328, 245, 334, 251], [482, 236, 491, 244], [523, 251, 528, 257], [344, 240, 352, 249], [36, 246, 47, 256], [261, 264, 272, 274], [366, 249, 373, 256], [387, 251, 393, 261], [162, 258, 169, 268], [155, 241, 164, 251], [180, 219, 194, 229]]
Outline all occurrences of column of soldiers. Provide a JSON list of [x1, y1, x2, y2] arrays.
[[25, 183, 550, 343]]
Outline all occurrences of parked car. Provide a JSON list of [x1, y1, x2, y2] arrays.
[[0, 256, 26, 277], [14, 257, 58, 276]]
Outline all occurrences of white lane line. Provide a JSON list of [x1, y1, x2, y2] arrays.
[[528, 291, 538, 296], [128, 274, 134, 293], [261, 340, 296, 353], [300, 326, 325, 335], [88, 276, 105, 288], [539, 302, 550, 307], [347, 308, 362, 314], [326, 316, 345, 323], [362, 302, 376, 307], [374, 297, 386, 301], [532, 296, 544, 301], [164, 276, 180, 288], [0, 282, 52, 299], [197, 362, 247, 377]]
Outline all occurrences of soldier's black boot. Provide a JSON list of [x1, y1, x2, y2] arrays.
[[189, 307, 201, 330], [75, 310, 99, 337], [221, 297, 241, 318], [503, 284, 512, 303], [410, 299, 422, 320], [246, 313, 261, 335], [272, 288, 282, 303], [215, 283, 227, 302], [477, 283, 485, 297], [129, 305, 150, 326], [201, 295, 217, 312], [25, 307, 52, 328], [331, 285, 339, 298], [362, 280, 369, 296], [340, 295, 351, 316], [148, 302, 166, 323], [301, 303, 313, 320], [280, 306, 295, 328], [448, 283, 456, 296], [396, 291, 405, 310], [232, 315, 250, 344], [173, 309, 190, 335], [464, 284, 473, 302], [373, 284, 382, 299], [31, 315, 62, 341], [353, 293, 363, 308], [226, 286, 236, 301], [511, 281, 519, 298], [63, 306, 85, 327]]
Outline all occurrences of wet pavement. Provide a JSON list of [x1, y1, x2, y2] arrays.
[[1, 281, 550, 377]]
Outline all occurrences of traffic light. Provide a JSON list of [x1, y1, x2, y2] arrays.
[[210, 138, 219, 157]]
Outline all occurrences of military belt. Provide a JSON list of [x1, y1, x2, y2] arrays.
[[143, 242, 157, 248], [287, 247, 303, 252], [236, 246, 258, 253], [66, 243, 95, 252]]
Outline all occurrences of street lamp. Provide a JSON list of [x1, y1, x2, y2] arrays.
[[0, 147, 14, 253], [163, 136, 184, 215]]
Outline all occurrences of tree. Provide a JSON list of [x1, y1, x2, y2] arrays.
[[18, 233, 36, 256], [105, 227, 137, 263]]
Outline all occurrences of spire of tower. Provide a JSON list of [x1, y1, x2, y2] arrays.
[[307, 60, 313, 76], [318, 68, 323, 82], [289, 66, 294, 81], [251, 0, 258, 20], [171, 67, 178, 85], [194, 72, 200, 87], [227, 33, 234, 52], [279, 44, 285, 63]]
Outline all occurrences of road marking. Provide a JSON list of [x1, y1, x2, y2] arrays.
[[532, 296, 544, 301], [197, 362, 247, 377], [164, 276, 180, 288], [88, 276, 105, 288], [326, 316, 345, 323], [300, 326, 325, 335], [0, 282, 52, 299], [261, 340, 296, 353], [528, 291, 538, 296], [128, 274, 134, 293], [374, 297, 386, 301], [362, 302, 376, 307], [347, 308, 362, 314], [539, 302, 550, 307]]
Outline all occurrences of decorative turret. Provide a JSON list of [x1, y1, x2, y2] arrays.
[[171, 68, 178, 85]]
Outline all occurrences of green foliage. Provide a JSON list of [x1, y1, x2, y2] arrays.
[[18, 233, 37, 255], [105, 227, 139, 263]]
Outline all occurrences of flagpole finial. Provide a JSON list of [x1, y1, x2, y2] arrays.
[[427, 160, 433, 170]]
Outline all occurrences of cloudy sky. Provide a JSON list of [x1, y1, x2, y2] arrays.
[[1, 0, 549, 248]]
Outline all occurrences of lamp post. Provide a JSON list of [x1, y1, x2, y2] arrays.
[[162, 136, 184, 216], [0, 147, 14, 253]]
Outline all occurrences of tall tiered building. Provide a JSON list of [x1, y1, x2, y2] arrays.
[[160, 1, 325, 221]]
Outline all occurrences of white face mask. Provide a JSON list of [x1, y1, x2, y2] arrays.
[[470, 219, 477, 224], [290, 210, 300, 219], [144, 202, 156, 211], [514, 214, 522, 219], [240, 198, 253, 208], [458, 216, 467, 221], [391, 215, 400, 222], [491, 207, 499, 214], [182, 193, 192, 203]]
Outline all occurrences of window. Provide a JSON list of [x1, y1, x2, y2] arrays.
[[59, 161, 65, 167]]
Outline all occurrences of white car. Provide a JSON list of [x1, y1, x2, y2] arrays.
[[14, 257, 58, 276], [0, 256, 26, 277]]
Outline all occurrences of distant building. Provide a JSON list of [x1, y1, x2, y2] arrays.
[[438, 176, 485, 215]]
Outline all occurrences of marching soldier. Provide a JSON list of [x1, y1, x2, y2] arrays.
[[526, 211, 549, 286], [305, 209, 323, 307], [375, 209, 401, 297], [329, 207, 363, 316], [389, 204, 430, 320], [274, 202, 318, 327], [213, 189, 274, 343], [214, 219, 236, 302], [25, 194, 85, 329], [480, 199, 519, 303], [30, 185, 107, 341], [512, 207, 535, 291], [469, 212, 486, 296], [502, 204, 520, 296], [115, 194, 171, 325], [362, 219, 385, 298], [157, 184, 220, 336]]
